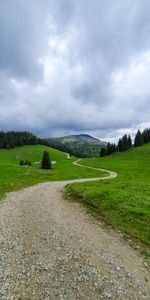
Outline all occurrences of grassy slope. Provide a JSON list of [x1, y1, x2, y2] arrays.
[[0, 145, 105, 199], [65, 143, 150, 256]]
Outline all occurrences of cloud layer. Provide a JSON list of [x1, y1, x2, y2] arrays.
[[0, 0, 150, 141]]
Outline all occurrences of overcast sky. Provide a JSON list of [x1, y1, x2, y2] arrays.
[[0, 0, 150, 142]]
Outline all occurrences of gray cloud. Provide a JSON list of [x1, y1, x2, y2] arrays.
[[0, 0, 51, 79], [0, 0, 150, 140]]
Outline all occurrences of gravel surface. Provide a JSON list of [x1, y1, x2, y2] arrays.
[[0, 179, 150, 300]]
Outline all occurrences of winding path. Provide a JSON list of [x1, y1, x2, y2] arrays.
[[0, 157, 149, 299], [73, 158, 117, 181]]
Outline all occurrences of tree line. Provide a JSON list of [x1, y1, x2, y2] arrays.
[[0, 131, 40, 149], [0, 131, 76, 155], [100, 128, 150, 157], [0, 131, 56, 150]]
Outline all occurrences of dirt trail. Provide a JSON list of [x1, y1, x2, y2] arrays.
[[0, 163, 149, 299]]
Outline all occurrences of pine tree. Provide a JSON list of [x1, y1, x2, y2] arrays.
[[41, 151, 51, 169], [100, 147, 107, 157], [106, 143, 116, 155], [143, 129, 150, 143], [128, 135, 132, 147], [118, 138, 122, 152], [121, 134, 129, 151], [134, 130, 144, 147], [106, 143, 111, 155], [117, 134, 131, 152]]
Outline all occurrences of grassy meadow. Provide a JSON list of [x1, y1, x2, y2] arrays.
[[0, 145, 105, 200], [0, 143, 149, 257], [65, 143, 150, 257]]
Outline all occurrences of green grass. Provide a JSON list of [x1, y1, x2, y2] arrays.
[[0, 145, 105, 200], [65, 143, 150, 258], [1, 143, 150, 257]]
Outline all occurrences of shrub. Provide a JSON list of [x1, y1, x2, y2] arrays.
[[41, 151, 51, 169]]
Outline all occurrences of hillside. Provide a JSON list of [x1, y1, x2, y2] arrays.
[[46, 134, 107, 158], [65, 143, 150, 257], [0, 144, 105, 200]]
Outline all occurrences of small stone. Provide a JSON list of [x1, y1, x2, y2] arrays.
[[144, 262, 149, 269], [134, 245, 140, 250], [104, 292, 112, 298]]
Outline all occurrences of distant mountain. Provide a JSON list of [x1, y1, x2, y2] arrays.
[[46, 134, 107, 158], [73, 134, 102, 143]]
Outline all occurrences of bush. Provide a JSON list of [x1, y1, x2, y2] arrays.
[[19, 160, 32, 166]]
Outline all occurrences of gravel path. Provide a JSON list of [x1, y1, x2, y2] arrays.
[[73, 159, 117, 180], [0, 165, 149, 299]]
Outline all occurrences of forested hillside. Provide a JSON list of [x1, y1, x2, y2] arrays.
[[46, 134, 107, 157]]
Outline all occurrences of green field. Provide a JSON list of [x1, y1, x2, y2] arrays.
[[65, 143, 150, 257], [0, 145, 105, 200], [1, 143, 150, 257]]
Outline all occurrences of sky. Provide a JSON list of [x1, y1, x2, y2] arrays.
[[0, 0, 150, 142]]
